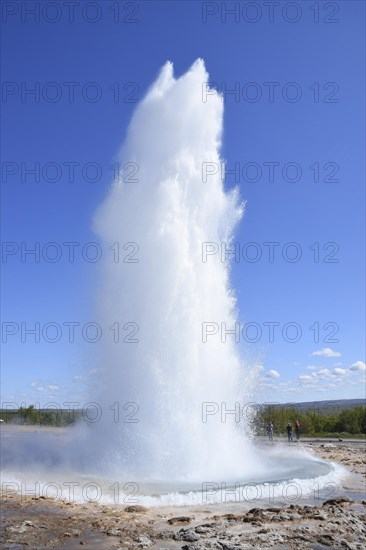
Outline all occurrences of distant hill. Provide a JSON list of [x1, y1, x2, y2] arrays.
[[262, 398, 365, 414]]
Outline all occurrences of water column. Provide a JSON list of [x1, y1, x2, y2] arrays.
[[92, 59, 256, 482]]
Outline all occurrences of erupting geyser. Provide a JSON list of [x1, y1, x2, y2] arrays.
[[1, 61, 339, 507], [91, 59, 257, 481]]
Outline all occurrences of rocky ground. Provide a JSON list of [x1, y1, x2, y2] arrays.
[[1, 440, 365, 550]]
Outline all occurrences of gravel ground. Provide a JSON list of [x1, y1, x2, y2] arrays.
[[1, 439, 365, 549]]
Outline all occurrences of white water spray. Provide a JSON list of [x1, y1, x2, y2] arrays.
[[91, 59, 257, 481], [0, 61, 339, 505]]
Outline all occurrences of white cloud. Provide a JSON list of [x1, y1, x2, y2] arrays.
[[31, 380, 60, 392], [333, 367, 347, 377], [35, 385, 60, 392], [299, 375, 313, 382], [311, 347, 341, 358], [349, 361, 366, 372], [73, 375, 87, 382], [265, 369, 280, 379], [318, 368, 331, 378], [286, 386, 301, 393], [306, 365, 318, 370], [299, 368, 331, 382]]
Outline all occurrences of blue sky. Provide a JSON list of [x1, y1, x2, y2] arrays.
[[1, 0, 365, 407]]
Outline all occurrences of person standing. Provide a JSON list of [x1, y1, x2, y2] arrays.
[[267, 421, 274, 441], [286, 422, 293, 442], [294, 419, 301, 440]]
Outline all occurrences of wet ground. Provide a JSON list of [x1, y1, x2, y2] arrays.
[[1, 438, 365, 549]]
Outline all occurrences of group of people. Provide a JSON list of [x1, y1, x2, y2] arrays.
[[266, 420, 301, 441]]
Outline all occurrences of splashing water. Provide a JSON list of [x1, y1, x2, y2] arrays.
[[1, 61, 340, 505], [90, 58, 257, 482]]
